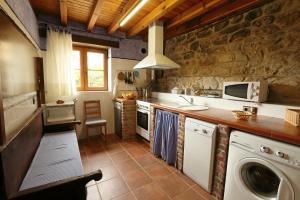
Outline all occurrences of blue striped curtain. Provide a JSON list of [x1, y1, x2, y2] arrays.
[[153, 110, 179, 165]]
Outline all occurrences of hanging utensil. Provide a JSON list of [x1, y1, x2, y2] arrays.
[[133, 71, 136, 84], [131, 72, 134, 84], [128, 72, 132, 84], [118, 72, 125, 81], [125, 71, 128, 84], [133, 70, 139, 78]]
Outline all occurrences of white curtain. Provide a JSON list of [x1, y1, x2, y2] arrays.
[[44, 28, 76, 102]]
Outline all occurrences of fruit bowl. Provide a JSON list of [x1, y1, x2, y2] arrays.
[[122, 93, 136, 100], [232, 110, 252, 120], [56, 100, 64, 104]]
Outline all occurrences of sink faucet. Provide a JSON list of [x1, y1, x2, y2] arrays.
[[179, 95, 194, 105]]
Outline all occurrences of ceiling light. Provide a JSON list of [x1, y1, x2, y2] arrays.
[[120, 0, 148, 27]]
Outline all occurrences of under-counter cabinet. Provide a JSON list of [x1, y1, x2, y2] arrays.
[[183, 117, 217, 192], [43, 101, 77, 125]]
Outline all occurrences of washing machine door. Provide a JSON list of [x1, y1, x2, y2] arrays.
[[234, 158, 294, 200]]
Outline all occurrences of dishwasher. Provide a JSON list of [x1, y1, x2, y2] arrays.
[[183, 117, 217, 192]]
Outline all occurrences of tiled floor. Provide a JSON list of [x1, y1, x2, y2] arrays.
[[79, 135, 214, 200]]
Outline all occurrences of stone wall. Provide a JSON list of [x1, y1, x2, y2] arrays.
[[149, 106, 155, 153], [155, 0, 300, 105], [212, 125, 231, 200], [176, 114, 185, 171]]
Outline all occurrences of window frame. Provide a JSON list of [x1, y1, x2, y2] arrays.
[[72, 45, 108, 91]]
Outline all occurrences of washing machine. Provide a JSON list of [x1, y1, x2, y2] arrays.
[[224, 130, 300, 200]]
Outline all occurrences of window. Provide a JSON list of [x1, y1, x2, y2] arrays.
[[72, 46, 108, 91]]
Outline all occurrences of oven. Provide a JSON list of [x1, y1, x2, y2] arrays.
[[136, 100, 150, 141]]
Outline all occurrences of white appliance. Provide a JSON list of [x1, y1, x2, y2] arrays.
[[224, 130, 300, 200], [136, 100, 150, 141], [183, 118, 217, 192], [223, 81, 268, 103], [133, 21, 180, 69]]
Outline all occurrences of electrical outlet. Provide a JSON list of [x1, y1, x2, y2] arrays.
[[243, 106, 258, 114]]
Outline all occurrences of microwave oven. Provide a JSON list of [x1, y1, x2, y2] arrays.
[[223, 81, 268, 103]]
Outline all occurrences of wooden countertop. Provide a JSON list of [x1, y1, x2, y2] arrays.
[[115, 97, 157, 103], [151, 102, 300, 146], [114, 98, 136, 103]]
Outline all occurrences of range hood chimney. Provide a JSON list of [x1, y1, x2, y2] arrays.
[[134, 21, 181, 69]]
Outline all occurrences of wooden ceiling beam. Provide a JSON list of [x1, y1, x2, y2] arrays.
[[59, 0, 68, 26], [87, 0, 105, 32], [72, 35, 119, 48], [107, 0, 140, 34], [165, 0, 269, 39], [127, 0, 186, 37], [166, 0, 227, 30]]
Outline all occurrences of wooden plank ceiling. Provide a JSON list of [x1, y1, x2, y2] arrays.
[[29, 0, 267, 39]]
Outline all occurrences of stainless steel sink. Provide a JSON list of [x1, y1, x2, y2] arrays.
[[177, 105, 208, 111], [159, 102, 208, 111]]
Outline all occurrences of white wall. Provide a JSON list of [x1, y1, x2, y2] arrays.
[[41, 51, 148, 138], [152, 92, 300, 119], [75, 91, 113, 138], [75, 58, 148, 138], [109, 57, 148, 95]]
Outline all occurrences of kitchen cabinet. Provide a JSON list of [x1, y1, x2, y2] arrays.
[[43, 101, 77, 125]]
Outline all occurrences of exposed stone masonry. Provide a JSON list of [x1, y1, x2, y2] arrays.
[[212, 125, 231, 200], [155, 0, 300, 105], [120, 100, 136, 139], [149, 106, 155, 152], [176, 114, 185, 171]]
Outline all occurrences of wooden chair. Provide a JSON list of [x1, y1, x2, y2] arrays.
[[84, 100, 107, 143]]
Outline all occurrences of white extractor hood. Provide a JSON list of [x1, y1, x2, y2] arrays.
[[134, 21, 181, 69]]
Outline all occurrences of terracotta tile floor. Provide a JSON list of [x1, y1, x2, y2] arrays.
[[80, 135, 214, 200]]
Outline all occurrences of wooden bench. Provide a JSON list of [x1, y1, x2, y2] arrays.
[[0, 108, 102, 200]]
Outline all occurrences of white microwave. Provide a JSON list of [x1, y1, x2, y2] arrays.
[[223, 81, 268, 103]]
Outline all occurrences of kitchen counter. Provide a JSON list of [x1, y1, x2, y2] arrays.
[[151, 102, 300, 146], [115, 97, 161, 104], [114, 98, 136, 104]]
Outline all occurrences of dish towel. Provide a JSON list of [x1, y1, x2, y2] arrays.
[[153, 109, 179, 165]]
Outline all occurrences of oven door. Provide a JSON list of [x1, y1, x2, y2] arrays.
[[136, 108, 150, 141]]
